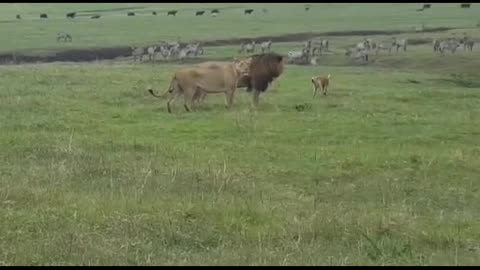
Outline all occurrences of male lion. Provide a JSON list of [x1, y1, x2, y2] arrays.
[[247, 53, 285, 106], [192, 55, 282, 105], [148, 59, 250, 113]]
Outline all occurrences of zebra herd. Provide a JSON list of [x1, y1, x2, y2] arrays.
[[285, 34, 476, 65], [130, 41, 204, 62], [238, 40, 273, 54], [287, 39, 331, 64], [433, 36, 475, 54]]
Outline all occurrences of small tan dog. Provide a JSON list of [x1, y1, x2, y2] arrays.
[[311, 74, 331, 97]]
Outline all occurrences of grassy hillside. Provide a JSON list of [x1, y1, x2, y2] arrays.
[[0, 3, 479, 53], [1, 3, 480, 266]]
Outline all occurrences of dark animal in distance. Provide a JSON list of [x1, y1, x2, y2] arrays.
[[66, 12, 76, 19], [305, 7, 310, 11], [211, 9, 219, 14], [127, 12, 135, 16], [16, 14, 21, 19], [196, 11, 205, 16], [423, 4, 431, 9], [167, 10, 178, 16], [40, 13, 48, 19], [460, 3, 471, 8], [152, 11, 157, 15], [244, 9, 254, 15], [91, 15, 100, 19], [57, 32, 72, 43]]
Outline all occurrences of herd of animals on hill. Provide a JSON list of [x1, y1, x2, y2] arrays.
[[12, 4, 478, 113]]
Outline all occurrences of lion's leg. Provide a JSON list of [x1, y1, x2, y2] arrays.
[[225, 89, 235, 108], [166, 91, 180, 113], [183, 87, 197, 112], [323, 85, 328, 96], [312, 83, 318, 98], [252, 90, 261, 106]]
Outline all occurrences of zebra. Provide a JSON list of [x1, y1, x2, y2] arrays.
[[392, 37, 408, 52], [147, 45, 158, 62], [131, 46, 146, 62], [260, 40, 272, 53], [245, 41, 256, 53]]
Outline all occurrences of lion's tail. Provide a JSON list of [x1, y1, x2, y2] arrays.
[[147, 76, 176, 98]]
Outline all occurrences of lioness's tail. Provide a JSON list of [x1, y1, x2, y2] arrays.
[[147, 76, 176, 98]]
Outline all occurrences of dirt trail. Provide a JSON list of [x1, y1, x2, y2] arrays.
[[0, 27, 456, 65]]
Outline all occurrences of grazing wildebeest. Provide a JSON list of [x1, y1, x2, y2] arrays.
[[16, 14, 21, 19], [245, 41, 256, 53], [40, 13, 48, 19], [211, 9, 220, 14], [423, 4, 431, 9], [66, 12, 76, 19], [152, 11, 157, 15], [261, 40, 272, 53], [196, 10, 205, 16], [311, 74, 331, 97], [167, 10, 178, 16], [91, 15, 101, 19], [147, 58, 251, 113], [57, 32, 72, 43], [305, 7, 310, 11], [127, 12, 135, 16], [461, 3, 471, 8], [131, 46, 146, 62], [244, 9, 254, 15]]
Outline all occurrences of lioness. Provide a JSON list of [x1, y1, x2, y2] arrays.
[[311, 74, 331, 97], [189, 58, 253, 104], [148, 59, 250, 113]]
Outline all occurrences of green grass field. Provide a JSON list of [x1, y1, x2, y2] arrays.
[[1, 3, 479, 53], [1, 3, 480, 266]]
